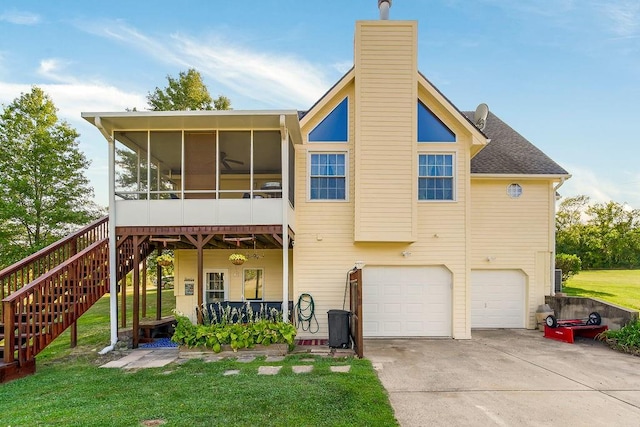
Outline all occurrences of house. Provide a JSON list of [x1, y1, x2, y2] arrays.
[[82, 2, 569, 345]]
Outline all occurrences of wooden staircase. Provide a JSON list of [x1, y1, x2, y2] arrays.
[[0, 217, 149, 382]]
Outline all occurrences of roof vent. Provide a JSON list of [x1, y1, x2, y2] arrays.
[[378, 0, 391, 20]]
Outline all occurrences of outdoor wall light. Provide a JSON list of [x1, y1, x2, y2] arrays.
[[355, 261, 366, 269]]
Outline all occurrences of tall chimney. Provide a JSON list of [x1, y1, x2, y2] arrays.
[[378, 0, 391, 20]]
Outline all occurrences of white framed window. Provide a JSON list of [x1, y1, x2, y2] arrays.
[[418, 153, 455, 201], [243, 268, 264, 301], [204, 270, 229, 303], [507, 183, 523, 198], [309, 152, 347, 200]]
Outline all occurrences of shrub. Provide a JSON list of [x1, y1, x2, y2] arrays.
[[171, 313, 297, 353], [555, 253, 582, 281], [599, 320, 640, 354]]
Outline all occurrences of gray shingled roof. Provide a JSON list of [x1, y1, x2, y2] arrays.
[[465, 111, 569, 175]]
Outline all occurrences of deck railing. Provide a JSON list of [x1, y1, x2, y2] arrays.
[[0, 216, 108, 316]]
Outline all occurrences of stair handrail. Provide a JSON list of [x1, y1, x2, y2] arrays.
[[2, 238, 109, 365], [0, 216, 108, 303]]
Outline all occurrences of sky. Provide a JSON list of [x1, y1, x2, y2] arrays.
[[1, 0, 639, 208]]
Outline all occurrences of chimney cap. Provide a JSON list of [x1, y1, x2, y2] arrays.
[[378, 0, 391, 20]]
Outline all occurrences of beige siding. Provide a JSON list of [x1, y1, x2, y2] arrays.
[[354, 21, 418, 242], [174, 249, 290, 322], [470, 179, 554, 328]]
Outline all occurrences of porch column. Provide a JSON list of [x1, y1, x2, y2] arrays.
[[280, 117, 290, 321], [185, 234, 215, 322], [132, 236, 141, 348], [156, 247, 162, 321]]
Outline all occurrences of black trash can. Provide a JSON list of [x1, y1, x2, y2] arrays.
[[327, 309, 350, 348]]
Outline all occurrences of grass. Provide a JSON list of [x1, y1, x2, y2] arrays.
[[562, 270, 640, 311], [1, 287, 398, 426]]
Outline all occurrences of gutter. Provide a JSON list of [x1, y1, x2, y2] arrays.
[[95, 117, 119, 354]]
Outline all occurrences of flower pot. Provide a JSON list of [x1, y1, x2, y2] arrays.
[[231, 259, 245, 265], [157, 260, 172, 267]]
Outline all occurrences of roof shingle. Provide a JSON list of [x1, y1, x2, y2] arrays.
[[465, 111, 569, 175]]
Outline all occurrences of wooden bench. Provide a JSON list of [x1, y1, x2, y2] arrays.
[[139, 315, 176, 341]]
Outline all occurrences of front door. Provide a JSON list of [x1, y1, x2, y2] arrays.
[[204, 270, 229, 303]]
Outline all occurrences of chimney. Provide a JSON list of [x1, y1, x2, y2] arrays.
[[378, 0, 391, 20]]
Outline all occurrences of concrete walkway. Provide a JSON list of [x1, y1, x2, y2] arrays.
[[366, 329, 640, 427]]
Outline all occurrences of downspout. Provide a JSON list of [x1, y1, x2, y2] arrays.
[[280, 115, 290, 322], [95, 116, 119, 355], [550, 176, 569, 296]]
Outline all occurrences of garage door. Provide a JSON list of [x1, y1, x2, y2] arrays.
[[363, 266, 451, 337], [471, 270, 526, 328]]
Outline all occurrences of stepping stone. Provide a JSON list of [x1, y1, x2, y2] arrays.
[[330, 365, 351, 373], [237, 356, 256, 363], [292, 365, 313, 374], [223, 370, 240, 376], [300, 358, 316, 362], [258, 366, 282, 375], [265, 355, 285, 362]]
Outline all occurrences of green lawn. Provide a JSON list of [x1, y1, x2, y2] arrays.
[[1, 288, 398, 426], [563, 270, 640, 311]]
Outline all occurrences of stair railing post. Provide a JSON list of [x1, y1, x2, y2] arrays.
[[3, 300, 15, 364]]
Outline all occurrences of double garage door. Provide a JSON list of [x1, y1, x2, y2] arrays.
[[362, 267, 527, 336], [363, 266, 452, 337]]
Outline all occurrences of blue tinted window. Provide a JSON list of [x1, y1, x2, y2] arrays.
[[309, 98, 348, 142], [418, 154, 454, 200], [310, 153, 346, 200], [418, 101, 455, 142]]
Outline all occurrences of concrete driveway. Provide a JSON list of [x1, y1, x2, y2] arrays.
[[366, 329, 640, 426]]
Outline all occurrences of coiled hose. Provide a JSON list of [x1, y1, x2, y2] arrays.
[[295, 293, 319, 334]]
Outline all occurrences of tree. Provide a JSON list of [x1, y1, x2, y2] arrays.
[[556, 195, 640, 270], [0, 87, 100, 268], [146, 68, 231, 111]]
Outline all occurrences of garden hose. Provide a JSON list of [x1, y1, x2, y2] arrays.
[[295, 293, 319, 334]]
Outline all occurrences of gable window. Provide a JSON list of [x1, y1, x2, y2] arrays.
[[309, 153, 346, 200], [243, 268, 264, 301], [308, 97, 348, 142], [507, 183, 522, 198], [418, 101, 456, 143], [418, 154, 454, 200]]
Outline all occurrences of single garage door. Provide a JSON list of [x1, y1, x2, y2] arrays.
[[363, 266, 451, 337], [471, 270, 526, 328]]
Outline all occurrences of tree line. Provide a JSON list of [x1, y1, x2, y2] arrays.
[[556, 195, 640, 270]]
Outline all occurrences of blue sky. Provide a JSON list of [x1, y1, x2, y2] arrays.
[[1, 0, 639, 208]]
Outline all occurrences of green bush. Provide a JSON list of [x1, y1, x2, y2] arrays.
[[599, 320, 640, 352], [171, 314, 297, 352], [555, 253, 582, 281]]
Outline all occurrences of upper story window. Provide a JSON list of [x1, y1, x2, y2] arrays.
[[418, 154, 454, 201], [308, 97, 348, 142], [309, 153, 346, 200], [418, 101, 456, 143]]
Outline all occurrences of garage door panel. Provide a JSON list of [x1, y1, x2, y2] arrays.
[[363, 266, 452, 337], [471, 270, 525, 328]]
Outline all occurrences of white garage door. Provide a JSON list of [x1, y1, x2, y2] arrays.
[[471, 270, 526, 328], [363, 266, 452, 337]]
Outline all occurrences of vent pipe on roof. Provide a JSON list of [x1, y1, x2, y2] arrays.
[[378, 0, 391, 20]]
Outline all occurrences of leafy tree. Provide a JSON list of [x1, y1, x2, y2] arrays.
[[146, 68, 231, 111], [556, 195, 640, 270], [0, 87, 100, 268]]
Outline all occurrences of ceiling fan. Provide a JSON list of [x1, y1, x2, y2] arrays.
[[220, 152, 244, 171]]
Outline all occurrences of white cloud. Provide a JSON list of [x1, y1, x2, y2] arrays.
[[77, 20, 333, 109], [37, 58, 76, 83], [0, 10, 40, 25], [599, 1, 640, 37], [559, 163, 640, 208]]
